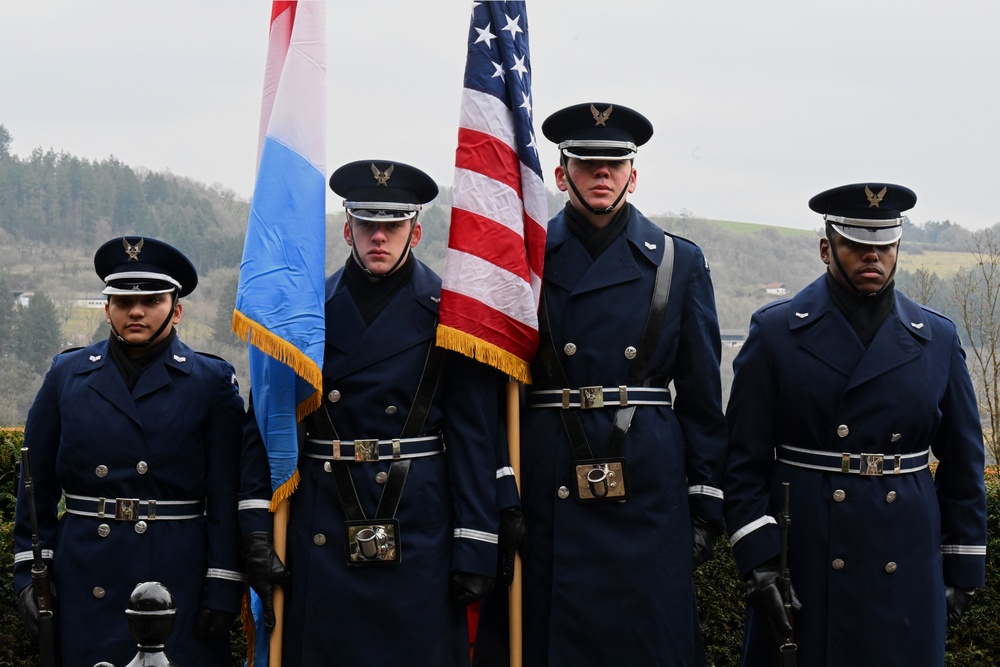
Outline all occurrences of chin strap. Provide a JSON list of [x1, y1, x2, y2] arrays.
[[826, 228, 898, 297], [349, 216, 418, 279], [562, 156, 630, 216], [108, 292, 178, 347]]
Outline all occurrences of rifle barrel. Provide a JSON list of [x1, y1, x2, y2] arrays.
[[21, 447, 59, 667], [778, 481, 796, 661]]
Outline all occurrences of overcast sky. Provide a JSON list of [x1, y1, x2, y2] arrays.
[[4, 1, 999, 232]]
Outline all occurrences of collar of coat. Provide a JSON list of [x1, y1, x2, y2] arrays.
[[546, 204, 666, 267], [544, 206, 672, 296], [71, 336, 196, 376], [787, 274, 933, 342], [323, 257, 442, 377]]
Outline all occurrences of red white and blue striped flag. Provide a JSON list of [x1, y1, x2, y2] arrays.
[[436, 1, 547, 382], [232, 3, 325, 663]]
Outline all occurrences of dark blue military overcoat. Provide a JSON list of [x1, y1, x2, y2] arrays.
[[273, 258, 502, 667], [723, 275, 987, 667], [13, 336, 246, 667], [515, 206, 727, 667]]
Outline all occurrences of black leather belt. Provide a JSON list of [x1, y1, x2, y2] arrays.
[[777, 445, 931, 476], [64, 493, 206, 521]]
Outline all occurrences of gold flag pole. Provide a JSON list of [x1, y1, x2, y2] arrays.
[[269, 499, 289, 667], [506, 380, 523, 667]]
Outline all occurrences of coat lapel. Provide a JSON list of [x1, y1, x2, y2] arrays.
[[846, 293, 930, 390], [544, 208, 662, 296], [788, 278, 865, 378], [81, 343, 142, 426], [132, 339, 194, 400], [788, 278, 932, 389], [326, 261, 439, 379]]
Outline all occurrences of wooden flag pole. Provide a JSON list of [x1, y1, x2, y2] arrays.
[[506, 380, 523, 667], [269, 499, 290, 667]]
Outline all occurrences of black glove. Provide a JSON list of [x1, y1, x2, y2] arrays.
[[691, 516, 721, 569], [194, 608, 236, 641], [17, 583, 56, 638], [499, 506, 529, 585], [745, 561, 801, 643], [945, 586, 975, 626], [17, 584, 40, 637], [450, 571, 495, 606], [241, 532, 289, 632]]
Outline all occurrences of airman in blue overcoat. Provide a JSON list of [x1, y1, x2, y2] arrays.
[[13, 237, 246, 667], [723, 183, 987, 666], [242, 160, 506, 666], [473, 103, 728, 667]]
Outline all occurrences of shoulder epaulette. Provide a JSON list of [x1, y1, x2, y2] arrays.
[[758, 298, 792, 314], [195, 351, 227, 363], [664, 231, 707, 251]]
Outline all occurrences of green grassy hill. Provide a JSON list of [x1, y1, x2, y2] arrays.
[[901, 249, 977, 277], [707, 219, 819, 238], [708, 218, 975, 277]]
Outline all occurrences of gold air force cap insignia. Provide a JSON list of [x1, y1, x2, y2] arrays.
[[122, 237, 144, 261], [371, 163, 394, 187], [865, 185, 887, 208], [590, 104, 612, 127]]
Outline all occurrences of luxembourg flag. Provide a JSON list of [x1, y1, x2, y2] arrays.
[[232, 2, 325, 664]]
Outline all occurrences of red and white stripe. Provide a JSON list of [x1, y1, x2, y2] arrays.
[[439, 87, 547, 381]]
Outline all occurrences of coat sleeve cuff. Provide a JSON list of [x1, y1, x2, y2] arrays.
[[451, 528, 499, 577], [201, 569, 246, 614], [729, 516, 781, 577], [943, 547, 987, 589]]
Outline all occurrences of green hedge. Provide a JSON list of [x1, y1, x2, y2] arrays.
[[1, 429, 998, 666], [696, 472, 1000, 666]]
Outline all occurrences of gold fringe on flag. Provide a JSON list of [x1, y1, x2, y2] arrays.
[[232, 309, 323, 420], [270, 468, 300, 513], [436, 325, 532, 384]]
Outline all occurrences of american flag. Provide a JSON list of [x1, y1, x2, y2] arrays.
[[436, 0, 547, 383]]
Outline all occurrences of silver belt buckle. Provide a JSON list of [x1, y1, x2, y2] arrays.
[[354, 439, 379, 462], [859, 453, 884, 476], [115, 498, 141, 521], [579, 386, 604, 409]]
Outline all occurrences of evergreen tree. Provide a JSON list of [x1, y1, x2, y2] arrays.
[[0, 124, 11, 160], [212, 274, 240, 347], [0, 274, 13, 355], [0, 356, 42, 427], [91, 313, 109, 345], [12, 292, 63, 374]]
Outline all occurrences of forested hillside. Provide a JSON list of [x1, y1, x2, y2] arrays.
[[0, 123, 988, 426]]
